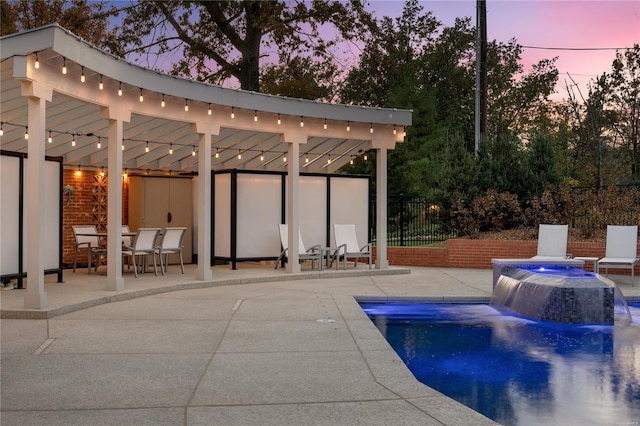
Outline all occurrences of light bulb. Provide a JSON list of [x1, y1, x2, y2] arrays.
[[169, 144, 173, 154], [184, 99, 189, 112], [300, 117, 304, 127], [62, 57, 67, 74], [161, 94, 165, 108], [139, 89, 143, 102], [324, 119, 327, 130], [145, 142, 149, 153], [254, 111, 258, 122], [208, 104, 212, 115], [34, 53, 40, 69], [96, 139, 101, 149], [80, 67, 85, 82], [277, 114, 281, 125], [231, 108, 235, 119], [99, 75, 104, 90], [118, 82, 122, 96], [48, 131, 52, 143], [192, 146, 196, 156]]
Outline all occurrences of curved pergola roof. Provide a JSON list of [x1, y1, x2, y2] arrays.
[[1, 24, 411, 174]]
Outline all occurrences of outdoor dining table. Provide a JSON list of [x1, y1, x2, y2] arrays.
[[75, 231, 138, 273]]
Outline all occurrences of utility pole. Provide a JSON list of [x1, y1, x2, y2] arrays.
[[475, 0, 487, 156]]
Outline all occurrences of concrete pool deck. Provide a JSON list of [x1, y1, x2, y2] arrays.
[[2, 265, 639, 425]]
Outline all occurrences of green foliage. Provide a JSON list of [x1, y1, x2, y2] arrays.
[[2, 0, 110, 45], [107, 0, 375, 92], [451, 184, 640, 239]]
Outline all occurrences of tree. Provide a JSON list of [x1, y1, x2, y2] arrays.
[[340, 0, 560, 202], [107, 0, 375, 93], [3, 0, 110, 47], [260, 56, 338, 101], [607, 45, 640, 181]]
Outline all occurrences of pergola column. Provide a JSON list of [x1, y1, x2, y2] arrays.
[[22, 81, 52, 309], [375, 147, 389, 269], [194, 122, 218, 281], [102, 108, 131, 291], [286, 140, 301, 273]]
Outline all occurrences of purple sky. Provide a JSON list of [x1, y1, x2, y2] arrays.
[[365, 0, 640, 100]]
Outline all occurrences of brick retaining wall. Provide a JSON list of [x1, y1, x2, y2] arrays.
[[383, 239, 638, 275]]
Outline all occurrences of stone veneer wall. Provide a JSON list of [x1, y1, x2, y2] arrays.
[[381, 240, 639, 275]]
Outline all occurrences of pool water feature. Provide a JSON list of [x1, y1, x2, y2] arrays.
[[360, 300, 640, 426], [492, 263, 631, 324]]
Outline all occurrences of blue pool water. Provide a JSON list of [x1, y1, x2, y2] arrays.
[[360, 301, 640, 426]]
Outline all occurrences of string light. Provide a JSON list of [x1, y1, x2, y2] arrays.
[[48, 130, 52, 143], [370, 123, 373, 133], [99, 75, 103, 90], [324, 119, 327, 130], [96, 137, 101, 149], [231, 108, 235, 119], [327, 155, 331, 164], [34, 53, 40, 69], [363, 153, 368, 161], [80, 66, 85, 83], [215, 148, 219, 158], [305, 154, 309, 163], [277, 114, 281, 125], [346, 122, 350, 131], [350, 156, 354, 165], [24, 126, 28, 140], [145, 141, 149, 152], [254, 111, 258, 122], [169, 144, 173, 154], [260, 151, 264, 161], [208, 103, 212, 115], [161, 94, 166, 108], [139, 88, 144, 102], [393, 126, 397, 135], [300, 116, 304, 127], [191, 145, 196, 156], [76, 165, 81, 176], [237, 150, 242, 160], [123, 169, 128, 178], [283, 155, 287, 162], [121, 142, 124, 151], [71, 134, 75, 146], [118, 82, 123, 96], [0, 123, 3, 136], [100, 167, 105, 177], [184, 99, 189, 112], [62, 57, 67, 74]]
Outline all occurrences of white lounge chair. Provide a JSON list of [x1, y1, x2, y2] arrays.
[[599, 225, 639, 286], [531, 224, 571, 260], [274, 224, 321, 270], [333, 224, 372, 269]]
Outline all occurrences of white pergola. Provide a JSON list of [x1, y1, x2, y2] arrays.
[[0, 25, 412, 309]]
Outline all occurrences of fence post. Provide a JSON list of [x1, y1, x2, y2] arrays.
[[399, 194, 405, 246]]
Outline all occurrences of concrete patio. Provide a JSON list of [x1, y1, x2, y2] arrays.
[[2, 264, 639, 425]]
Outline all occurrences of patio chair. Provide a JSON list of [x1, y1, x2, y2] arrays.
[[531, 224, 571, 260], [274, 224, 322, 270], [72, 225, 107, 274], [156, 227, 187, 275], [122, 228, 161, 278], [333, 224, 372, 269], [598, 225, 640, 286]]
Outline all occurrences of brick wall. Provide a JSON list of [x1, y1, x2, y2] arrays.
[[62, 169, 128, 266], [385, 239, 639, 275]]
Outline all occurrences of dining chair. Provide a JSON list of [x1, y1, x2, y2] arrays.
[[72, 225, 107, 274], [156, 227, 187, 274], [122, 228, 161, 277]]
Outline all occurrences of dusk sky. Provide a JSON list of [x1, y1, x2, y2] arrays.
[[366, 0, 640, 100]]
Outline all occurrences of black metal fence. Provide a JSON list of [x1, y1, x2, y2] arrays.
[[371, 195, 456, 246]]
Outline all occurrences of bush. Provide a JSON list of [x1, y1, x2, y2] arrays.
[[450, 185, 640, 237]]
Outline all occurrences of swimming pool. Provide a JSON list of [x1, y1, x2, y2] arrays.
[[360, 300, 640, 426]]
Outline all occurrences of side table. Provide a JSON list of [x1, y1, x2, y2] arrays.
[[575, 256, 599, 273]]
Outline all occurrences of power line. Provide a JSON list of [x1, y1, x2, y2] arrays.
[[522, 45, 633, 51]]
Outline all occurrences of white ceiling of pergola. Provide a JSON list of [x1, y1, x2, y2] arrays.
[[0, 25, 411, 175]]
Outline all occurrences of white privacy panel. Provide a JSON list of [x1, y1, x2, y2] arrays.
[[285, 175, 327, 247], [214, 173, 231, 257], [22, 158, 60, 270], [236, 173, 282, 257], [0, 155, 21, 275], [330, 177, 369, 246]]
